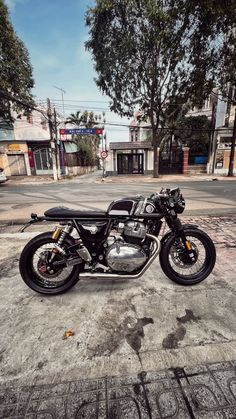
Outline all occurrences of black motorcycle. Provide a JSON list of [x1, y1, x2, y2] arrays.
[[19, 187, 216, 295]]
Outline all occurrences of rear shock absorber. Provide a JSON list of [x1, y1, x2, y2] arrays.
[[57, 222, 74, 246]]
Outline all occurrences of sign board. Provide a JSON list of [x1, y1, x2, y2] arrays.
[[59, 128, 103, 136], [7, 144, 21, 151], [218, 143, 231, 150], [100, 150, 108, 159]]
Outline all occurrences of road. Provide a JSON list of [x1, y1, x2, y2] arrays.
[[0, 178, 236, 222]]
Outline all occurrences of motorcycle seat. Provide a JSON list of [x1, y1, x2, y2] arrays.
[[44, 206, 107, 219]]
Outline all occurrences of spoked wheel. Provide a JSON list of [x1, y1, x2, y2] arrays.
[[19, 232, 82, 295], [160, 228, 216, 285]]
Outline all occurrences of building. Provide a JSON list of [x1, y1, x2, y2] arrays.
[[106, 111, 183, 176], [0, 109, 53, 177], [208, 91, 236, 175]]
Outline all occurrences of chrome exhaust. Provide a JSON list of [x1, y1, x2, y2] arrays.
[[80, 234, 161, 280]]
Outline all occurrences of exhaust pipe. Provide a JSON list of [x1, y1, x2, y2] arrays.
[[80, 234, 161, 280]]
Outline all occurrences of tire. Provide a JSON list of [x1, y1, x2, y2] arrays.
[[19, 232, 82, 295], [160, 228, 216, 285]]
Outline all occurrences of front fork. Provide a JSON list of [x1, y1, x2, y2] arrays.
[[168, 217, 197, 262]]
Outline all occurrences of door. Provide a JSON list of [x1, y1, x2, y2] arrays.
[[117, 153, 144, 174], [33, 147, 53, 175], [7, 154, 27, 176]]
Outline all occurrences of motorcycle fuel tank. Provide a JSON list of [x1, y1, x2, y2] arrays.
[[107, 197, 142, 216]]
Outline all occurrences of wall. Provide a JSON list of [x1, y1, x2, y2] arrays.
[[67, 165, 97, 176], [214, 148, 236, 175]]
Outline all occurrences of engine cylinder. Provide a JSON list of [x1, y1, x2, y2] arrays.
[[106, 241, 147, 273]]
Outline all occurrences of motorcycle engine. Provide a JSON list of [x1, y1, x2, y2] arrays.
[[106, 221, 148, 273]]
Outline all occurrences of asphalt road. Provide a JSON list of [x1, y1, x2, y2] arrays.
[[0, 179, 236, 220]]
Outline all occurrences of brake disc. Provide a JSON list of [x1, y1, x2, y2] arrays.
[[170, 240, 198, 268]]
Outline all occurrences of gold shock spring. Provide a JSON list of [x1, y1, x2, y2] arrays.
[[52, 227, 62, 240]]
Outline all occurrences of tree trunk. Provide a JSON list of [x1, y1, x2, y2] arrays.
[[152, 126, 160, 177], [153, 144, 159, 177], [228, 107, 236, 177]]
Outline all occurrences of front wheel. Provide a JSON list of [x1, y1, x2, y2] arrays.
[[160, 228, 216, 285], [19, 232, 82, 295]]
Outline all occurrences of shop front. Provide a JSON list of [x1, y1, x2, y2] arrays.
[[0, 141, 31, 176]]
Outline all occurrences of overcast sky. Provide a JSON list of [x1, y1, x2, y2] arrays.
[[6, 0, 130, 143]]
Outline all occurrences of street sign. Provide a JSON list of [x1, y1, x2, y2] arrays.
[[100, 150, 108, 159], [59, 128, 103, 135]]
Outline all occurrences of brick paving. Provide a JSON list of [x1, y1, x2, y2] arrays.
[[0, 361, 236, 418]]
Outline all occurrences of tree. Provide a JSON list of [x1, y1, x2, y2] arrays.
[[66, 110, 105, 166], [86, 0, 236, 176], [0, 0, 35, 122]]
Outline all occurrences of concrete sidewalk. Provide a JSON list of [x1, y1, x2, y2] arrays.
[[5, 171, 236, 186], [0, 216, 236, 417], [101, 173, 236, 184]]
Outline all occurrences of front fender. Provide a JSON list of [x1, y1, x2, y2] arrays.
[[161, 223, 198, 247]]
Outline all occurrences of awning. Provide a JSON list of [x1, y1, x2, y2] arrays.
[[64, 142, 78, 153]]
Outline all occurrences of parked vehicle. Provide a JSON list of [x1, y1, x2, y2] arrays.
[[19, 187, 216, 295], [0, 168, 7, 184]]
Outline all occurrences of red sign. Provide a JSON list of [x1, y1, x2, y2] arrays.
[[100, 150, 108, 159]]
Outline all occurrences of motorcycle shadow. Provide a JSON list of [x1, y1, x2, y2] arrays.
[[73, 277, 140, 294]]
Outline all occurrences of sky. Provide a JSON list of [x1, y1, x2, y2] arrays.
[[5, 0, 130, 143]]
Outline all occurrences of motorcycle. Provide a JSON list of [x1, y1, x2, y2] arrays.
[[19, 187, 216, 295]]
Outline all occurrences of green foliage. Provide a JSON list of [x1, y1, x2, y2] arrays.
[[77, 138, 95, 166], [66, 110, 104, 128], [0, 0, 35, 122], [86, 0, 236, 175], [174, 115, 212, 153]]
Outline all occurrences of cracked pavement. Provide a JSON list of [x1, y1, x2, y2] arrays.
[[0, 215, 236, 418]]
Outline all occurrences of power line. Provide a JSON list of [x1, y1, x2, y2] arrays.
[[46, 99, 110, 103]]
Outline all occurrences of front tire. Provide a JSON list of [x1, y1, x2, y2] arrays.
[[19, 232, 82, 295], [160, 228, 216, 285]]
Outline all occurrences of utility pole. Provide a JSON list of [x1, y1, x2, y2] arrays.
[[53, 107, 61, 179], [47, 98, 58, 181], [53, 86, 66, 121], [228, 105, 236, 176], [208, 100, 217, 174]]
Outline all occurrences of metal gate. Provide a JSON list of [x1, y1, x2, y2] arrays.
[[33, 147, 53, 175], [117, 153, 144, 174], [7, 154, 27, 176], [159, 144, 183, 174]]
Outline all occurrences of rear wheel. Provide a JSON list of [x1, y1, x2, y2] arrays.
[[160, 228, 216, 285], [19, 232, 82, 295]]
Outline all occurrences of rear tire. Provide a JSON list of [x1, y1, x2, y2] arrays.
[[19, 232, 82, 295], [160, 228, 216, 285]]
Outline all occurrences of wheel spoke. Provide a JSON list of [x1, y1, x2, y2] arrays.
[[169, 234, 208, 279]]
